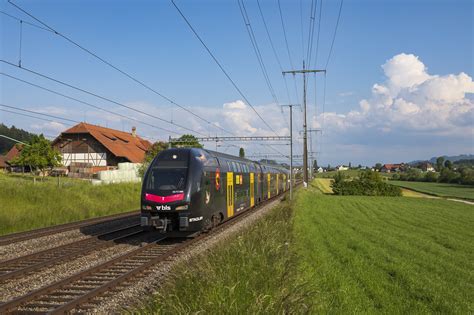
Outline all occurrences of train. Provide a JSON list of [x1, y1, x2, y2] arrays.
[[140, 148, 290, 233]]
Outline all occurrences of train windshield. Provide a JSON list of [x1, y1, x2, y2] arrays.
[[145, 150, 189, 194], [146, 168, 187, 192]]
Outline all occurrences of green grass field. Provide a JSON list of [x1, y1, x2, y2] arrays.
[[137, 186, 473, 314], [390, 180, 474, 200], [0, 173, 141, 236], [294, 191, 473, 313]]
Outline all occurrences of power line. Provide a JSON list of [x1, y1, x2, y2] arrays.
[[1, 60, 207, 136], [237, 0, 279, 106], [0, 103, 79, 124], [306, 0, 317, 64], [0, 107, 74, 126], [6, 0, 234, 137], [171, 0, 279, 136], [324, 0, 344, 69], [1, 72, 181, 135], [313, 0, 323, 67]]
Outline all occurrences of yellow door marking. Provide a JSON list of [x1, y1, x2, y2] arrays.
[[267, 173, 271, 199], [276, 174, 279, 195], [250, 172, 255, 207], [227, 172, 234, 217]]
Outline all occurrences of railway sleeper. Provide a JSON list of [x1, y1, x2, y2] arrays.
[[23, 302, 62, 309]]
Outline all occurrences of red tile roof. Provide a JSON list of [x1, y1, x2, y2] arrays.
[[382, 163, 403, 170], [54, 123, 152, 163], [5, 144, 23, 163]]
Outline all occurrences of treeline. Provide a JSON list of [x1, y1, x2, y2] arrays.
[[331, 171, 402, 196], [0, 124, 37, 154], [393, 157, 474, 185]]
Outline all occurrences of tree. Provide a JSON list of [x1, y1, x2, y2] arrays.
[[313, 160, 318, 170], [375, 163, 382, 171], [139, 141, 168, 177], [445, 160, 453, 169], [12, 135, 61, 178], [436, 156, 445, 171], [239, 147, 245, 158], [172, 134, 203, 148], [348, 162, 352, 169]]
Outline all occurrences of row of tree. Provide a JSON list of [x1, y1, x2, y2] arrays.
[[0, 124, 36, 154], [392, 156, 474, 185]]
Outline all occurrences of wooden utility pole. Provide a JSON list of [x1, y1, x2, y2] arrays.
[[281, 104, 300, 200], [283, 62, 325, 187]]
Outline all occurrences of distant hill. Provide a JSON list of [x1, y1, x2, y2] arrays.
[[409, 154, 474, 165], [0, 124, 37, 155]]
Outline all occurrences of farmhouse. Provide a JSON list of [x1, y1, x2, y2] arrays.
[[381, 163, 406, 173], [336, 165, 349, 171], [52, 123, 152, 169], [0, 155, 6, 171], [417, 162, 435, 172]]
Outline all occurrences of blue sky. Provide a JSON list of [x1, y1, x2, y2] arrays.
[[1, 0, 473, 165]]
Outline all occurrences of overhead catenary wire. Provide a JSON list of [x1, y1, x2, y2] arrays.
[[0, 107, 74, 126], [170, 0, 279, 136], [0, 103, 79, 124], [6, 1, 234, 137], [0, 10, 53, 33], [1, 60, 207, 136], [0, 72, 181, 135]]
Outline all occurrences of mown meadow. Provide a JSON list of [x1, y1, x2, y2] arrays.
[[0, 173, 141, 235], [294, 189, 473, 313], [138, 183, 473, 314], [390, 180, 474, 200]]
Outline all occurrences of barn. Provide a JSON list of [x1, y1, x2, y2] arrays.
[[52, 123, 152, 169]]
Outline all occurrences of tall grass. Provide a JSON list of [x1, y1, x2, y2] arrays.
[[0, 173, 141, 235], [294, 191, 473, 313], [136, 202, 314, 314], [390, 180, 474, 200]]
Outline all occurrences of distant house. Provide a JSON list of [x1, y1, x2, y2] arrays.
[[317, 167, 324, 173], [52, 123, 152, 170], [336, 165, 349, 171], [381, 163, 406, 173], [0, 155, 6, 171], [417, 162, 435, 172], [4, 144, 25, 172]]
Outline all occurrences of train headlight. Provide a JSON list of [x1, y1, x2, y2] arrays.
[[175, 205, 189, 211], [141, 205, 153, 210]]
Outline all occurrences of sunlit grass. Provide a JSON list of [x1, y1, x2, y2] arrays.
[[294, 190, 473, 313], [390, 180, 474, 200], [0, 173, 141, 235]]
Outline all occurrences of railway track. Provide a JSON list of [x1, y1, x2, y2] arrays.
[[0, 224, 143, 282], [0, 210, 140, 246], [0, 195, 284, 314]]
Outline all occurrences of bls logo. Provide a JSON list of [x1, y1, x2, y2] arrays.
[[156, 205, 171, 211]]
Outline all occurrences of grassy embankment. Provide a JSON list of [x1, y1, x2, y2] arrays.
[[0, 173, 141, 236], [138, 184, 473, 314], [137, 199, 312, 314], [390, 180, 474, 200]]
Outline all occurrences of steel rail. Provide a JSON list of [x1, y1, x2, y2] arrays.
[[0, 192, 289, 314], [0, 210, 140, 246], [0, 224, 143, 282]]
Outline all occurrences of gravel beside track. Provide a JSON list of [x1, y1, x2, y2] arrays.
[[0, 214, 140, 262], [0, 195, 286, 313], [98, 197, 282, 313], [0, 210, 140, 246]]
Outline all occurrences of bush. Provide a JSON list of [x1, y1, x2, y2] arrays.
[[331, 170, 402, 196]]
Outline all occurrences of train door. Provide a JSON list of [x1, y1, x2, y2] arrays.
[[250, 172, 255, 207], [276, 174, 279, 195], [227, 172, 234, 218], [267, 173, 271, 199]]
